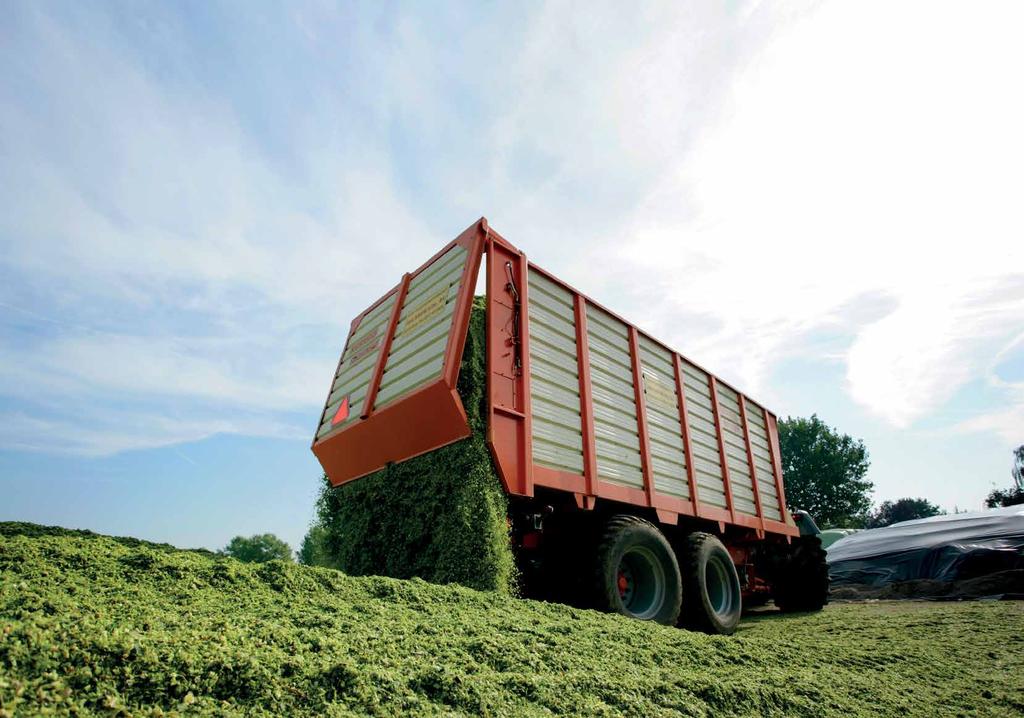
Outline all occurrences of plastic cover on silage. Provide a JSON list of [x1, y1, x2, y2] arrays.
[[315, 298, 517, 594]]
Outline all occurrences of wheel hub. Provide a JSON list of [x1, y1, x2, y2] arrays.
[[617, 568, 634, 602], [616, 546, 665, 620], [705, 553, 738, 619]]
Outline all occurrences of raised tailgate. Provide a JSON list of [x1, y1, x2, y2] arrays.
[[312, 220, 486, 486]]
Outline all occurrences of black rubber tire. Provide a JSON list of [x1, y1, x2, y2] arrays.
[[772, 535, 830, 613], [679, 532, 743, 635], [592, 515, 682, 625]]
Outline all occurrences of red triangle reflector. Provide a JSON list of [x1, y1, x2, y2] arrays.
[[331, 395, 350, 425]]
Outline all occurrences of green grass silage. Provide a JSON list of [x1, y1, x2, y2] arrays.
[[2, 523, 1022, 717], [315, 298, 516, 594]]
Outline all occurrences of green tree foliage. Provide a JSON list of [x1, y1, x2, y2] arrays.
[[867, 497, 943, 528], [222, 533, 293, 563], [297, 524, 332, 567], [984, 444, 1024, 508], [777, 415, 872, 528]]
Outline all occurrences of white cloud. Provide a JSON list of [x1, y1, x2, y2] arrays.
[[949, 327, 1024, 445], [0, 332, 325, 411], [0, 409, 305, 457], [567, 0, 1024, 429], [952, 405, 1024, 447], [848, 281, 1024, 427], [3, 0, 1022, 461], [0, 5, 443, 454], [0, 327, 318, 455], [1, 5, 437, 318]]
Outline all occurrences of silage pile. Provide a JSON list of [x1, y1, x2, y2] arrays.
[[314, 298, 517, 594], [2, 522, 1021, 717]]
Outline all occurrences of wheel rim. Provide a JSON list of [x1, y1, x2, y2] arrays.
[[705, 553, 739, 620], [616, 546, 665, 620]]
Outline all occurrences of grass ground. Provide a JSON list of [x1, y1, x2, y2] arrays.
[[1, 522, 1021, 717]]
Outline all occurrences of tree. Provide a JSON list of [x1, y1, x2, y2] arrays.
[[777, 415, 872, 528], [984, 444, 1024, 508], [297, 524, 333, 567], [222, 533, 293, 563], [867, 497, 943, 528]]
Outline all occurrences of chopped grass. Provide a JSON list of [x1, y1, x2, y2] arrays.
[[2, 523, 1022, 717], [315, 298, 516, 594]]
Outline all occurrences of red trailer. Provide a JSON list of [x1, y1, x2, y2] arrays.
[[313, 218, 828, 634]]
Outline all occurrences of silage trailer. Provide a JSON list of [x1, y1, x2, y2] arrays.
[[312, 218, 828, 634]]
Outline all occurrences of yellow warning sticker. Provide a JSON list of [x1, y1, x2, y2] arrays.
[[400, 287, 450, 336]]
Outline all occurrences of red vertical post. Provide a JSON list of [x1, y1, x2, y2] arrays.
[[518, 255, 534, 498], [739, 395, 765, 535], [574, 295, 598, 502], [360, 275, 410, 419], [485, 233, 533, 497], [443, 229, 487, 388], [708, 376, 736, 524], [629, 326, 655, 507], [673, 354, 700, 515], [766, 410, 788, 521]]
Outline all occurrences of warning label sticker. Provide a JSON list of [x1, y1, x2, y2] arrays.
[[331, 395, 350, 425], [346, 325, 382, 366], [399, 287, 450, 337]]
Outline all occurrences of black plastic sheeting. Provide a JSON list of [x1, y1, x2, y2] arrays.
[[827, 505, 1024, 587]]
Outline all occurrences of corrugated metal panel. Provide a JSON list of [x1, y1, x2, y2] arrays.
[[716, 383, 757, 516], [587, 304, 644, 489], [374, 244, 469, 409], [638, 335, 689, 499], [745, 400, 783, 520], [528, 269, 584, 474], [680, 360, 728, 509], [316, 292, 399, 439]]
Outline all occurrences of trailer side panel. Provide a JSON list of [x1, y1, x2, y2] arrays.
[[490, 245, 797, 537]]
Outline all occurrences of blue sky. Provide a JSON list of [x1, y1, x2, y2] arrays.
[[2, 1, 1022, 552]]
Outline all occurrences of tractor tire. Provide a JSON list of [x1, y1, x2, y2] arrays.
[[679, 532, 743, 635], [592, 515, 682, 625], [772, 535, 830, 613]]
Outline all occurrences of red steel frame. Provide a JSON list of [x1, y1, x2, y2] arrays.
[[484, 226, 537, 497], [574, 295, 599, 508], [313, 217, 798, 539], [739, 395, 766, 538], [674, 354, 701, 514], [766, 411, 790, 523], [361, 274, 410, 419], [629, 327, 655, 508]]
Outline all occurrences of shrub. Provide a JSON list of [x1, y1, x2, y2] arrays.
[[222, 534, 294, 563]]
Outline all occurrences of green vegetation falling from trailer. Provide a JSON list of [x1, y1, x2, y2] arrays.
[[314, 297, 517, 594]]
